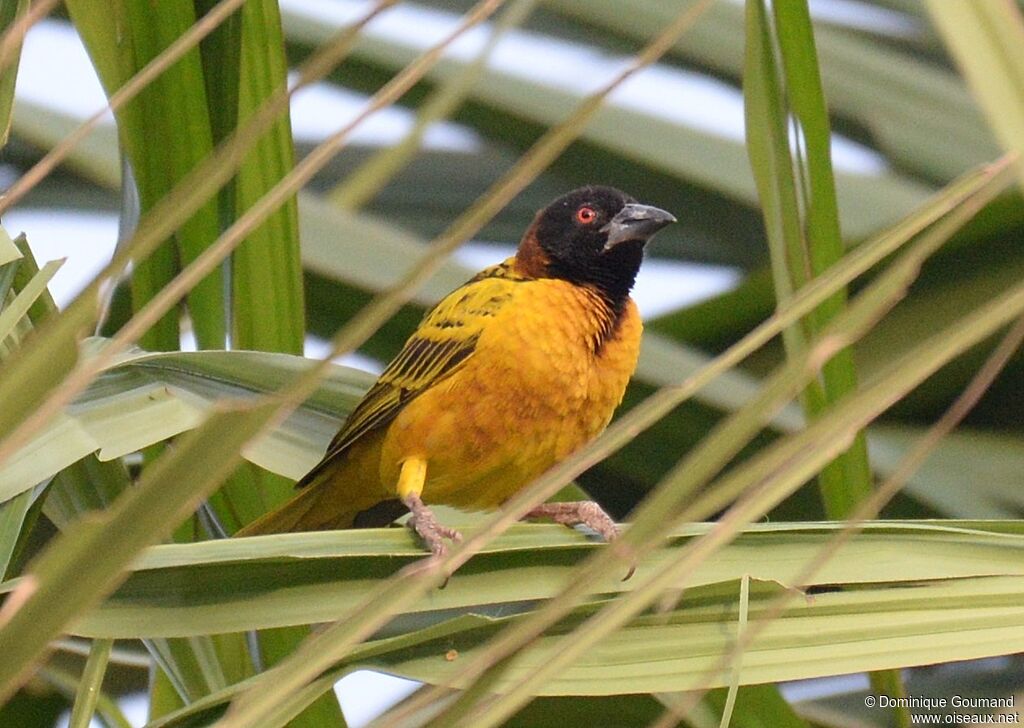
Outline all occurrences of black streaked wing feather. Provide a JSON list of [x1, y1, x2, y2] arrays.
[[297, 260, 527, 487]]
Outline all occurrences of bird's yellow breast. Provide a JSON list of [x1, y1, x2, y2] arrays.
[[378, 279, 642, 509]]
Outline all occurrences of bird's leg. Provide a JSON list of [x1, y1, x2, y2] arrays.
[[523, 501, 619, 542], [397, 457, 462, 557]]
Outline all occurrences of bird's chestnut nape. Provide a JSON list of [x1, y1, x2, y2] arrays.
[[526, 185, 676, 306]]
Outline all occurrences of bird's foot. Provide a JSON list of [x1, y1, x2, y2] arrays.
[[525, 501, 635, 579], [524, 501, 619, 542], [403, 493, 462, 558]]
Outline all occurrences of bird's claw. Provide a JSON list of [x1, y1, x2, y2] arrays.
[[525, 501, 618, 540], [622, 562, 637, 581], [410, 519, 462, 558], [404, 493, 462, 558], [524, 501, 636, 580]]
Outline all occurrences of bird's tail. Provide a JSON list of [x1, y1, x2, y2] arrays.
[[235, 474, 365, 537]]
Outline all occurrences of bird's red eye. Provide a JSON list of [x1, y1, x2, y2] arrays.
[[576, 206, 597, 224]]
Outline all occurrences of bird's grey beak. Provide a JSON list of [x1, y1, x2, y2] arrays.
[[601, 203, 676, 251]]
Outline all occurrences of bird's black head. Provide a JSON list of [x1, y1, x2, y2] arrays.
[[518, 186, 676, 308]]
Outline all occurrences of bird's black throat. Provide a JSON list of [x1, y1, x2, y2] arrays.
[[547, 239, 644, 315]]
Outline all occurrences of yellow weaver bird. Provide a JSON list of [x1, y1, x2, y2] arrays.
[[239, 186, 675, 555]]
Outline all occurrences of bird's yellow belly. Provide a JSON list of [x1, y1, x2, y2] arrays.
[[379, 283, 641, 509]]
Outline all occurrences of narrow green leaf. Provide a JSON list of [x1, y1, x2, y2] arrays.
[[68, 638, 113, 728], [149, 666, 186, 723], [505, 695, 665, 727], [146, 663, 344, 728], [868, 670, 910, 728], [0, 686, 67, 727], [743, 0, 804, 313], [745, 0, 871, 517], [0, 262, 17, 316], [256, 627, 349, 728], [195, 0, 242, 149], [0, 259, 22, 357], [0, 346, 373, 503], [190, 0, 244, 412], [64, 1, 173, 352], [230, 0, 304, 355], [717, 575, 750, 728], [66, 0, 227, 350], [21, 521, 1024, 639], [9, 233, 55, 332], [148, 636, 234, 707], [771, 0, 872, 517], [0, 259, 63, 344], [697, 683, 809, 728], [168, 576, 1024, 720], [0, 489, 31, 579], [36, 665, 134, 728], [0, 226, 20, 267], [0, 286, 95, 463], [366, 576, 1024, 697], [42, 455, 133, 529]]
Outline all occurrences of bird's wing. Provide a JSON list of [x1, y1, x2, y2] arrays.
[[298, 260, 528, 487]]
